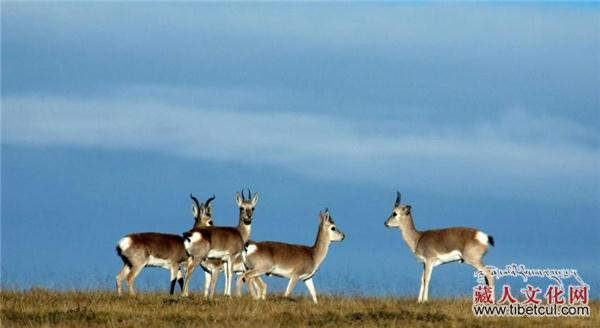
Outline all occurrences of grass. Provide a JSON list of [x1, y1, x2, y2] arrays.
[[1, 289, 597, 327]]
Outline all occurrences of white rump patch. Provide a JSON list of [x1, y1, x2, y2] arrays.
[[246, 244, 258, 255], [475, 231, 489, 245], [118, 237, 132, 251], [190, 232, 203, 243], [147, 255, 172, 269], [184, 232, 202, 251], [434, 250, 463, 266]]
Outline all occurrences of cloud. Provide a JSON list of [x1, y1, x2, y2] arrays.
[[5, 3, 596, 50], [3, 3, 599, 129], [3, 92, 598, 202]]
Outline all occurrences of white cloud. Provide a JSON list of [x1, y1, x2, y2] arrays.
[[3, 94, 599, 202]]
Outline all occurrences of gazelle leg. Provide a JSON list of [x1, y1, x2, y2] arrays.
[[209, 270, 219, 298], [223, 267, 229, 295], [304, 278, 318, 304], [250, 276, 264, 298], [247, 277, 266, 299], [256, 276, 267, 300], [224, 258, 233, 296], [169, 264, 179, 295], [421, 262, 433, 302], [466, 258, 495, 297], [116, 265, 130, 296], [203, 270, 211, 298], [126, 264, 144, 296], [246, 277, 255, 297], [177, 270, 184, 292], [417, 266, 425, 302], [284, 277, 299, 297], [241, 273, 258, 300], [235, 273, 246, 297], [182, 257, 198, 297], [241, 269, 267, 300]]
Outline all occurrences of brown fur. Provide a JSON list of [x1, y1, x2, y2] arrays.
[[240, 210, 345, 303], [181, 190, 259, 297], [416, 228, 479, 257], [122, 233, 188, 264], [115, 195, 215, 296], [384, 195, 494, 302], [115, 233, 189, 296], [246, 241, 316, 277]]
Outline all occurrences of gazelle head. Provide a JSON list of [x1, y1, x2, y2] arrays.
[[191, 194, 215, 227], [384, 191, 412, 228], [236, 188, 259, 225], [320, 209, 345, 241]]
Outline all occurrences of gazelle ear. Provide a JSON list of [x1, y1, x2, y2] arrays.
[[251, 192, 259, 206], [205, 195, 215, 213], [235, 192, 243, 207], [192, 203, 199, 218], [190, 193, 201, 218], [319, 211, 326, 222]]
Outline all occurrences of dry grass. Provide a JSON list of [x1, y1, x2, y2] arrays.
[[1, 289, 597, 327]]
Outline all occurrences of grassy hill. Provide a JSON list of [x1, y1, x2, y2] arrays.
[[1, 289, 596, 327]]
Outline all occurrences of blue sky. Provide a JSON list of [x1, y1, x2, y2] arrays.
[[2, 3, 599, 298]]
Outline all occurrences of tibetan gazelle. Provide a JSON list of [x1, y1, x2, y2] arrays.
[[239, 209, 345, 304], [182, 189, 259, 297], [200, 190, 265, 298], [115, 194, 215, 296], [384, 192, 495, 302]]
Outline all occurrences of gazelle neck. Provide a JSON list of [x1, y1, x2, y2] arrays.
[[191, 221, 206, 230], [236, 215, 252, 243], [311, 225, 331, 267], [400, 214, 421, 253]]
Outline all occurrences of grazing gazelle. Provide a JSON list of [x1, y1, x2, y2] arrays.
[[239, 209, 345, 304], [384, 192, 495, 302], [115, 194, 215, 296], [182, 189, 259, 297]]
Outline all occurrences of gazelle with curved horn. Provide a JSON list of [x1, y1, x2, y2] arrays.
[[239, 209, 345, 304], [115, 194, 215, 296], [199, 189, 265, 298], [384, 192, 495, 302], [182, 188, 259, 297]]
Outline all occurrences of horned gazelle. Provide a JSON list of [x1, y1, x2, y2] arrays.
[[239, 209, 345, 304], [384, 192, 495, 302], [115, 194, 215, 296], [182, 189, 259, 297], [199, 191, 265, 298]]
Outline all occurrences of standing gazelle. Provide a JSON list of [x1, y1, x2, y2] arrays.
[[239, 209, 345, 304], [384, 192, 495, 302], [115, 194, 215, 296], [199, 191, 265, 298], [182, 189, 259, 297]]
